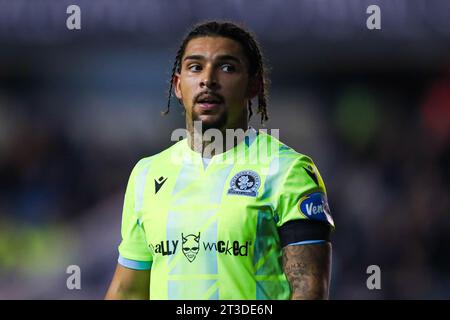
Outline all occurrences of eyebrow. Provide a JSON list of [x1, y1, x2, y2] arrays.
[[183, 54, 242, 65]]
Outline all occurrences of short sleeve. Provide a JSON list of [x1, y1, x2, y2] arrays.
[[117, 159, 153, 266], [276, 155, 335, 229]]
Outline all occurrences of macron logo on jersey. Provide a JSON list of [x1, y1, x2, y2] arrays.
[[155, 176, 168, 194]]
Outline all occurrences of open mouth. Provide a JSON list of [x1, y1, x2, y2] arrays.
[[196, 94, 223, 110]]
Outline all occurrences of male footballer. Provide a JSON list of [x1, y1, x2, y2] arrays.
[[105, 21, 334, 300]]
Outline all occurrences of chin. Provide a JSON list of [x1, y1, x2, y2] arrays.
[[194, 114, 227, 131]]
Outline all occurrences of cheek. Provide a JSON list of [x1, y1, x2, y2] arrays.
[[179, 78, 195, 104], [225, 80, 250, 102]]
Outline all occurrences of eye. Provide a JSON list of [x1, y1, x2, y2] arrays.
[[221, 64, 235, 73], [188, 64, 202, 72]]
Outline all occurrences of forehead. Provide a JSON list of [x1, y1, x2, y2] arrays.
[[183, 36, 247, 62]]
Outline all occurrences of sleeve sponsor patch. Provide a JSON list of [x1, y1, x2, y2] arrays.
[[298, 192, 334, 226]]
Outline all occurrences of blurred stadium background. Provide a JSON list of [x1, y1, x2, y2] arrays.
[[1, 0, 450, 299]]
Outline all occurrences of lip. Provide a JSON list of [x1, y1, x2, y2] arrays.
[[197, 102, 221, 110]]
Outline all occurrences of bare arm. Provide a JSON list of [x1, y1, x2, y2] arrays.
[[282, 242, 332, 300], [105, 264, 150, 300]]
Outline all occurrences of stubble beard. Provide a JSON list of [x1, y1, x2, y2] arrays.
[[191, 110, 228, 133]]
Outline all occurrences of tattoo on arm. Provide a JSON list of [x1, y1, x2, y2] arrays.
[[282, 242, 332, 300]]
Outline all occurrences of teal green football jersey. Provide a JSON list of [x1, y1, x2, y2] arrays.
[[118, 128, 334, 300]]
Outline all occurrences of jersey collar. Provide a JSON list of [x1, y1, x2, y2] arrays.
[[182, 127, 258, 166]]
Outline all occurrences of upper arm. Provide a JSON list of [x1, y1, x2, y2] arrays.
[[109, 159, 153, 300], [275, 155, 334, 299], [282, 242, 332, 300], [276, 156, 334, 229], [105, 264, 151, 300], [118, 158, 154, 263]]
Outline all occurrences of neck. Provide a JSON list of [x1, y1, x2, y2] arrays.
[[186, 119, 248, 158]]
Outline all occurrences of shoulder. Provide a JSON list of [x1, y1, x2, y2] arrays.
[[256, 129, 316, 169], [130, 138, 187, 177], [256, 130, 327, 191]]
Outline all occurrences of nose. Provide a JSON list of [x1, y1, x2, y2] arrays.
[[200, 66, 218, 89]]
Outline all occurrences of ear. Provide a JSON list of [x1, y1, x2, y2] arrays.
[[246, 76, 261, 100], [173, 72, 183, 100]]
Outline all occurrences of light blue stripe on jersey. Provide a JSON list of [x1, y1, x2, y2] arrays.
[[135, 159, 151, 213], [287, 240, 326, 246], [118, 255, 152, 270]]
